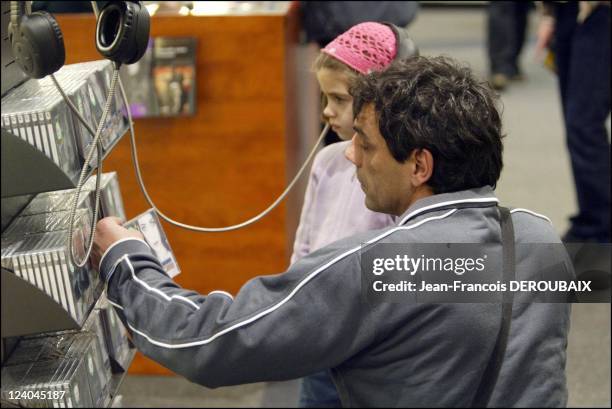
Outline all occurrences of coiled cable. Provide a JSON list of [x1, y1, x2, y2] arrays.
[[54, 67, 120, 267]]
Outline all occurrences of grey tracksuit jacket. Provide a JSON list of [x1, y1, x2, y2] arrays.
[[100, 186, 571, 407]]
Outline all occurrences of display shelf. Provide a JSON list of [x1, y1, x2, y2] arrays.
[[0, 397, 20, 408], [0, 340, 136, 409], [1, 194, 34, 232], [0, 128, 74, 198], [1, 6, 135, 405], [1, 127, 126, 199], [107, 348, 137, 408], [1, 125, 126, 339], [0, 268, 89, 338]]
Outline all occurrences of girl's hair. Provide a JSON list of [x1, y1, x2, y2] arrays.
[[313, 52, 360, 119], [313, 51, 360, 83]]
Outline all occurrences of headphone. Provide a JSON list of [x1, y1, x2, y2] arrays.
[[9, 1, 150, 79], [383, 23, 420, 61]]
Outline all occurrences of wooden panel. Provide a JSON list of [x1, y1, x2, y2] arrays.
[[55, 7, 301, 375]]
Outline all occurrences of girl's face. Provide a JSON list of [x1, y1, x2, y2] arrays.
[[316, 68, 355, 141]]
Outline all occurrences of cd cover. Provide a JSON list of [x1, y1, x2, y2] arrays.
[[123, 209, 181, 278], [120, 37, 197, 117]]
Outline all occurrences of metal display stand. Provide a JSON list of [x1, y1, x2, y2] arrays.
[[1, 130, 75, 198], [107, 349, 137, 404], [1, 119, 134, 408], [1, 267, 84, 337]]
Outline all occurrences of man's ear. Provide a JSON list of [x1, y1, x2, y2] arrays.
[[410, 148, 434, 187]]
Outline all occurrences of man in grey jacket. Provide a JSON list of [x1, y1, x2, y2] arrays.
[[92, 56, 571, 407]]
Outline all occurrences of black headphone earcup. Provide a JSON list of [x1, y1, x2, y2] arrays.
[[96, 1, 150, 65], [394, 29, 419, 61], [11, 11, 65, 78], [383, 23, 419, 62], [129, 2, 151, 64]]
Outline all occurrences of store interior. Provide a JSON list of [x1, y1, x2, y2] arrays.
[[1, 1, 610, 408]]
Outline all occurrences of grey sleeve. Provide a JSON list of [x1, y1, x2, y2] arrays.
[[101, 239, 377, 387]]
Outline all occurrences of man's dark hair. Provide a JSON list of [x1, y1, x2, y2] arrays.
[[351, 56, 504, 194]]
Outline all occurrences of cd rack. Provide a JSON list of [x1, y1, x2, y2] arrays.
[[1, 62, 135, 408]]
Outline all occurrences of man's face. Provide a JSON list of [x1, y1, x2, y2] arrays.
[[346, 104, 415, 216]]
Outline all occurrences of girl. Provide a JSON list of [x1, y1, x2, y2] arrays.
[[291, 22, 418, 407]]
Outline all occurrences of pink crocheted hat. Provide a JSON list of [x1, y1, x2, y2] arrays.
[[322, 22, 397, 74]]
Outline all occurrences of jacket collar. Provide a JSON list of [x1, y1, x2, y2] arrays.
[[397, 186, 499, 226]]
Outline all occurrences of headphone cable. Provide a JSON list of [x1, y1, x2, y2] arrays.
[[52, 68, 120, 267], [53, 22, 328, 239], [118, 74, 329, 232]]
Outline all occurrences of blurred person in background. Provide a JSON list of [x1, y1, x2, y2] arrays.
[[487, 1, 533, 91], [300, 1, 419, 145], [536, 1, 611, 244]]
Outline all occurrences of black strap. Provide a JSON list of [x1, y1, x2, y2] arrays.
[[472, 206, 516, 407]]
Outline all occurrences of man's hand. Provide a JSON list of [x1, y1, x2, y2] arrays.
[[91, 217, 144, 271]]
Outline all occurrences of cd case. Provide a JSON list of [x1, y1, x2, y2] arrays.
[[98, 297, 133, 372], [38, 74, 99, 167], [19, 187, 95, 217], [2, 208, 93, 239], [1, 228, 102, 326], [120, 37, 197, 117], [1, 79, 82, 183], [1, 60, 129, 181], [123, 209, 180, 278], [1, 331, 111, 408], [20, 171, 127, 222], [40, 60, 129, 154]]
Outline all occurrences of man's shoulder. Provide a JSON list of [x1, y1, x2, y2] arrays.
[[509, 207, 561, 243]]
